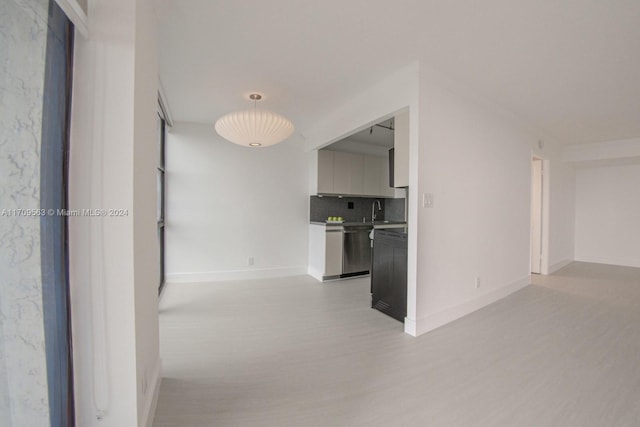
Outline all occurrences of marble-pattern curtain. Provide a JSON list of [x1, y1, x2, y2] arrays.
[[0, 0, 74, 425]]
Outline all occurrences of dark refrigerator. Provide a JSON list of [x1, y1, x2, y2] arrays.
[[371, 229, 407, 322]]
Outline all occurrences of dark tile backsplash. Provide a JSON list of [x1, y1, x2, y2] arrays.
[[384, 198, 406, 222], [310, 196, 405, 223]]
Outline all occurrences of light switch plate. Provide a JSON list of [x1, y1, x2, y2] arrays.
[[423, 193, 434, 208]]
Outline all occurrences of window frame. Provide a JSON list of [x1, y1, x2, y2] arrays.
[[157, 100, 168, 293]]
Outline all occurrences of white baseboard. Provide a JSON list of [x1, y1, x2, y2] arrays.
[[409, 276, 530, 337], [575, 255, 640, 269], [167, 266, 308, 283], [307, 267, 323, 282], [404, 317, 417, 336], [548, 259, 574, 274], [142, 357, 162, 427]]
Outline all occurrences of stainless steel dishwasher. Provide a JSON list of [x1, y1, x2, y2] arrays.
[[342, 225, 373, 276]]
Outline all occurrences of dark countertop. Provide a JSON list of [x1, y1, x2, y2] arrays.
[[310, 220, 407, 229]]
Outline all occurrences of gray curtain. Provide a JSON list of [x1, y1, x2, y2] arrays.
[[40, 2, 75, 426]]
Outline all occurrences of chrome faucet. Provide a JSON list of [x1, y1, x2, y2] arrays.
[[371, 199, 381, 222]]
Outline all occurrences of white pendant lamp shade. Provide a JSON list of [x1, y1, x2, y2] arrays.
[[214, 94, 294, 147]]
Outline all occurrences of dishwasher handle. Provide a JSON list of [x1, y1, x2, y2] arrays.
[[342, 225, 373, 232]]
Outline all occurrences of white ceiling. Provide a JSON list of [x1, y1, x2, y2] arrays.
[[158, 0, 640, 145]]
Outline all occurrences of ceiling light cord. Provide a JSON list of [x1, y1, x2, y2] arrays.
[[251, 94, 259, 144]]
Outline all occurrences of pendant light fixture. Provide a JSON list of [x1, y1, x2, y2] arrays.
[[214, 93, 295, 147]]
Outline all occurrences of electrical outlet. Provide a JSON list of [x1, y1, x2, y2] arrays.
[[248, 257, 254, 266], [475, 276, 481, 289]]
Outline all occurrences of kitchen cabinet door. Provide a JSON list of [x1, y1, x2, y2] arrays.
[[318, 150, 394, 197], [380, 152, 395, 197], [393, 110, 409, 187], [325, 230, 343, 277], [363, 155, 382, 196], [364, 155, 395, 197], [334, 151, 363, 195], [317, 149, 334, 193]]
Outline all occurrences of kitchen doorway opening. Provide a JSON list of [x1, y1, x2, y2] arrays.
[[311, 111, 409, 324]]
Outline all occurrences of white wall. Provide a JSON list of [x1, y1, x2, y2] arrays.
[[132, 0, 162, 425], [166, 122, 310, 282], [563, 138, 640, 163], [414, 69, 530, 334], [575, 163, 640, 267], [412, 67, 576, 335], [304, 63, 419, 150], [68, 0, 160, 425], [546, 145, 576, 273]]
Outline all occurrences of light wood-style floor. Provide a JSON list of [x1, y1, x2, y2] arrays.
[[153, 262, 640, 427]]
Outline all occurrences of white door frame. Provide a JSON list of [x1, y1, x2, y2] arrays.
[[530, 156, 550, 274]]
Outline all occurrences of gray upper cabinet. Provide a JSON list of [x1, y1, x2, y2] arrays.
[[363, 155, 382, 196], [393, 110, 409, 188], [317, 150, 335, 194], [363, 155, 394, 197], [318, 149, 393, 197], [333, 151, 363, 195]]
